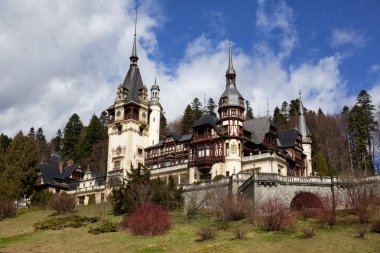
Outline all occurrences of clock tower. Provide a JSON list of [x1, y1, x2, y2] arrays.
[[106, 19, 151, 184]]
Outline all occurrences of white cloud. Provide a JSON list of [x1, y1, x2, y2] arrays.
[[0, 0, 361, 140], [330, 27, 367, 48], [369, 64, 380, 74]]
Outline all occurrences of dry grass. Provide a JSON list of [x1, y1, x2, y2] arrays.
[[0, 205, 379, 253]]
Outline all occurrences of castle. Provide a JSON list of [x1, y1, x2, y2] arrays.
[[39, 25, 313, 205], [105, 29, 313, 190]]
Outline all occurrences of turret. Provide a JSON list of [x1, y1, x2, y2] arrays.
[[297, 90, 312, 176], [218, 43, 245, 176], [148, 78, 161, 146]]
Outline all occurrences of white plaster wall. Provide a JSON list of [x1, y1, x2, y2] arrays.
[[148, 104, 160, 146]]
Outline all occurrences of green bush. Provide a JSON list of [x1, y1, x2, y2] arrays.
[[31, 191, 53, 207], [88, 222, 118, 234], [212, 175, 224, 182], [33, 215, 98, 230], [88, 194, 96, 205]]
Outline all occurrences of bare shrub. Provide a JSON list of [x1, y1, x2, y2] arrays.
[[300, 227, 315, 239], [356, 224, 368, 239], [341, 176, 376, 224], [184, 191, 208, 217], [118, 216, 128, 231], [0, 197, 17, 218], [232, 225, 247, 240], [48, 192, 76, 214], [196, 225, 216, 241], [259, 198, 295, 232], [128, 204, 171, 236], [318, 195, 339, 227], [370, 218, 380, 233], [206, 188, 230, 222]]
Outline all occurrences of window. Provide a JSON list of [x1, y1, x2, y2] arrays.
[[138, 148, 143, 156], [226, 171, 230, 177], [153, 117, 155, 122], [198, 146, 205, 158], [232, 109, 236, 115], [118, 126, 122, 135], [114, 161, 121, 170], [206, 144, 210, 156], [79, 196, 85, 205], [226, 143, 229, 156], [139, 127, 143, 136]]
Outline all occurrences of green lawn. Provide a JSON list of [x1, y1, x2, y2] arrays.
[[0, 205, 379, 253]]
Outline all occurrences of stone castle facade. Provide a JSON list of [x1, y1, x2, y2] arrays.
[[105, 30, 313, 190]]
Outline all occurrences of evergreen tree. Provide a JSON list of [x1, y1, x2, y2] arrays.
[[348, 90, 376, 173], [288, 99, 300, 119], [273, 106, 287, 130], [181, 104, 194, 133], [317, 108, 325, 117], [160, 110, 169, 139], [191, 98, 203, 121], [246, 100, 254, 120], [35, 127, 49, 163], [51, 129, 63, 153], [313, 151, 329, 176], [206, 98, 217, 118], [79, 114, 102, 163], [0, 131, 38, 198], [280, 101, 289, 121], [0, 145, 5, 175], [28, 127, 36, 140], [0, 133, 12, 151], [62, 113, 83, 161], [36, 127, 46, 143]]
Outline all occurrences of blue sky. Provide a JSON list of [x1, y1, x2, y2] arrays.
[[0, 0, 379, 138]]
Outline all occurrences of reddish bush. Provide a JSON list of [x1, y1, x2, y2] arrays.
[[259, 198, 295, 231], [48, 192, 76, 214], [128, 204, 171, 236], [318, 195, 339, 227]]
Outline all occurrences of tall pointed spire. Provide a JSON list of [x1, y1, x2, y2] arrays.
[[297, 89, 311, 143], [226, 42, 236, 86], [130, 6, 138, 65]]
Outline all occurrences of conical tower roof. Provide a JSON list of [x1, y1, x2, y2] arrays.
[[297, 91, 311, 143]]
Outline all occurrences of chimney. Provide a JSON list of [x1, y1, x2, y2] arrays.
[[59, 161, 63, 175], [67, 159, 74, 167]]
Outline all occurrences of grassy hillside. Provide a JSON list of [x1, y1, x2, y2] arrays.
[[0, 204, 379, 253]]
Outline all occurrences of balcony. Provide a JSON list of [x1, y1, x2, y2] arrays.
[[188, 156, 223, 173], [108, 168, 123, 176]]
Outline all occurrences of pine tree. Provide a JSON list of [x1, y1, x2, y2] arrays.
[[36, 128, 46, 143], [62, 113, 83, 161], [0, 145, 5, 175], [28, 127, 36, 140], [313, 151, 329, 176], [273, 107, 287, 130], [181, 104, 194, 133], [51, 129, 63, 153], [79, 114, 102, 164], [288, 99, 300, 119], [246, 100, 254, 120], [160, 110, 169, 139], [0, 133, 12, 151], [0, 131, 38, 198], [280, 101, 289, 121], [206, 98, 217, 118], [35, 127, 48, 163], [348, 90, 376, 173], [191, 98, 203, 121]]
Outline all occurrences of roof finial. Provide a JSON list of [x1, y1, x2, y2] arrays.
[[298, 89, 304, 115], [266, 97, 269, 117], [154, 77, 156, 84], [130, 5, 138, 64], [226, 41, 236, 79]]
